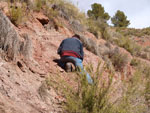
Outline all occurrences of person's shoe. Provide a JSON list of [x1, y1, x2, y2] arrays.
[[65, 62, 72, 72]]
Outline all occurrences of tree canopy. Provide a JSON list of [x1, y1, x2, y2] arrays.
[[87, 3, 110, 22], [111, 10, 130, 27]]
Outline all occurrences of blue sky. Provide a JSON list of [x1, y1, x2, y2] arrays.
[[70, 0, 150, 29]]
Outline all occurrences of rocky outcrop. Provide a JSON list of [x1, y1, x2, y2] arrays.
[[0, 10, 19, 60], [0, 10, 32, 61]]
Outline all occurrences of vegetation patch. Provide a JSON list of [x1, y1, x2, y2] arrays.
[[115, 36, 141, 55], [108, 48, 129, 71], [116, 27, 150, 37], [130, 58, 140, 67], [43, 61, 149, 113], [8, 3, 28, 26]]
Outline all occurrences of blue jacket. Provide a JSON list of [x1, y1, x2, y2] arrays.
[[57, 37, 84, 60]]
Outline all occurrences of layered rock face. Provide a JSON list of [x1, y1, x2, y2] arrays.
[[0, 10, 32, 61], [0, 10, 61, 113]]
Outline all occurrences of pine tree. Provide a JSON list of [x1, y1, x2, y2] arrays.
[[111, 10, 130, 27], [87, 3, 110, 22]]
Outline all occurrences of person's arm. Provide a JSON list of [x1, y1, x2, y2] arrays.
[[57, 40, 64, 55]]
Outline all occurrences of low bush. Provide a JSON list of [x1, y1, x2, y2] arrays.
[[43, 62, 115, 113], [87, 19, 102, 38], [33, 0, 47, 12], [142, 27, 150, 35], [108, 48, 128, 71], [44, 62, 149, 113], [9, 3, 27, 26], [87, 18, 108, 39], [34, 0, 43, 12], [116, 27, 150, 37], [47, 0, 86, 32], [115, 36, 141, 55], [63, 63, 114, 113], [130, 58, 140, 67]]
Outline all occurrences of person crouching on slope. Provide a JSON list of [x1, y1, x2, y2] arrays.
[[57, 34, 93, 84]]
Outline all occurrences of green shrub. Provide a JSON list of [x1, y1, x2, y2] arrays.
[[63, 62, 114, 113], [116, 27, 150, 37], [87, 19, 100, 38], [46, 7, 58, 18], [43, 62, 114, 113], [130, 58, 140, 67], [108, 48, 128, 71], [142, 27, 150, 35], [9, 4, 26, 26], [87, 18, 108, 39], [44, 0, 87, 32], [115, 36, 141, 55], [49, 64, 149, 112], [43, 61, 149, 113], [35, 0, 42, 11], [33, 0, 47, 12], [102, 27, 111, 40]]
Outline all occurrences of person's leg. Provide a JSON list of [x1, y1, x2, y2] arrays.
[[74, 58, 93, 84], [60, 56, 75, 72]]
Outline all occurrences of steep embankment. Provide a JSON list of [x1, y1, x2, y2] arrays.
[[0, 1, 149, 113]]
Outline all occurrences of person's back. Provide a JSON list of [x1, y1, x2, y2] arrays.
[[57, 37, 83, 60]]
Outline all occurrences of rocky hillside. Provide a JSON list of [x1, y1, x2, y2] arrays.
[[0, 1, 150, 113], [0, 2, 100, 113]]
